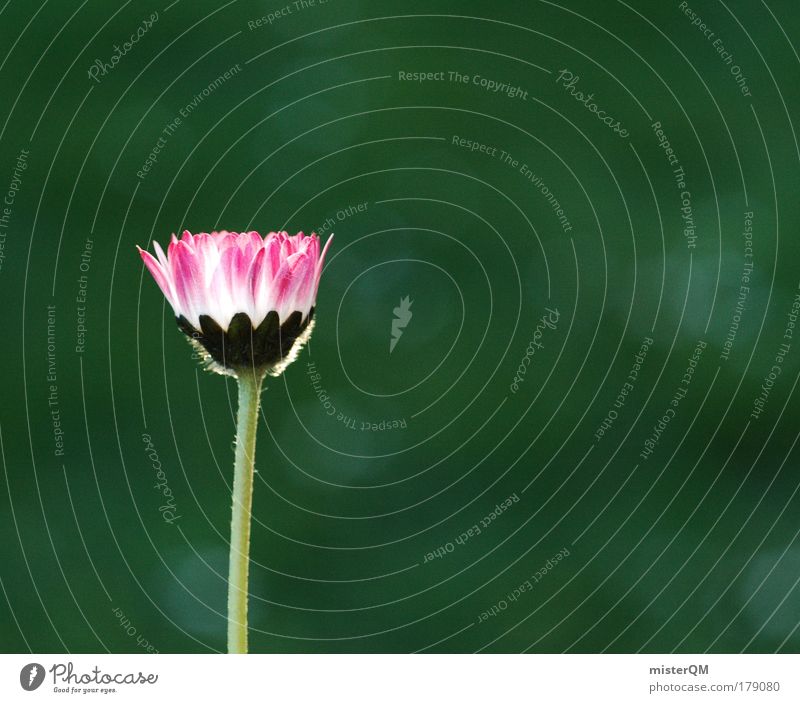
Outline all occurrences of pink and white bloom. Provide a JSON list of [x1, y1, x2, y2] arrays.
[[137, 230, 332, 375]]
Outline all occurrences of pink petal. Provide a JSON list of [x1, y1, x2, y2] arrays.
[[171, 241, 204, 325], [311, 234, 333, 301], [271, 252, 302, 311], [316, 234, 333, 275], [263, 234, 283, 279], [138, 247, 177, 309], [249, 246, 269, 303], [153, 240, 169, 268], [289, 252, 316, 313]]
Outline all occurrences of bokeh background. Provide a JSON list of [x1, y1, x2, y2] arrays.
[[1, 0, 799, 653]]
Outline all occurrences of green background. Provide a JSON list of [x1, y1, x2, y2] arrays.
[[1, 0, 799, 653]]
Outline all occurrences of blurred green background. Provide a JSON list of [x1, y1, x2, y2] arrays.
[[1, 0, 799, 653]]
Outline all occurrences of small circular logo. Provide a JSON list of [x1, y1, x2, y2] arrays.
[[20, 663, 45, 691]]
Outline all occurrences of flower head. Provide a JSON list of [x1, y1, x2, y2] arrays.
[[138, 230, 332, 376]]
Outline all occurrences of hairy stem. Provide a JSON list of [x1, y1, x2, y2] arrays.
[[227, 369, 264, 654]]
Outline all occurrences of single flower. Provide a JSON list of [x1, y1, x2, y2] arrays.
[[137, 230, 332, 376], [137, 229, 332, 654]]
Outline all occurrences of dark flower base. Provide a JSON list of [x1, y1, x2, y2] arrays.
[[176, 308, 314, 374]]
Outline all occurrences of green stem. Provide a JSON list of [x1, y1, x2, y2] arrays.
[[227, 368, 265, 654]]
